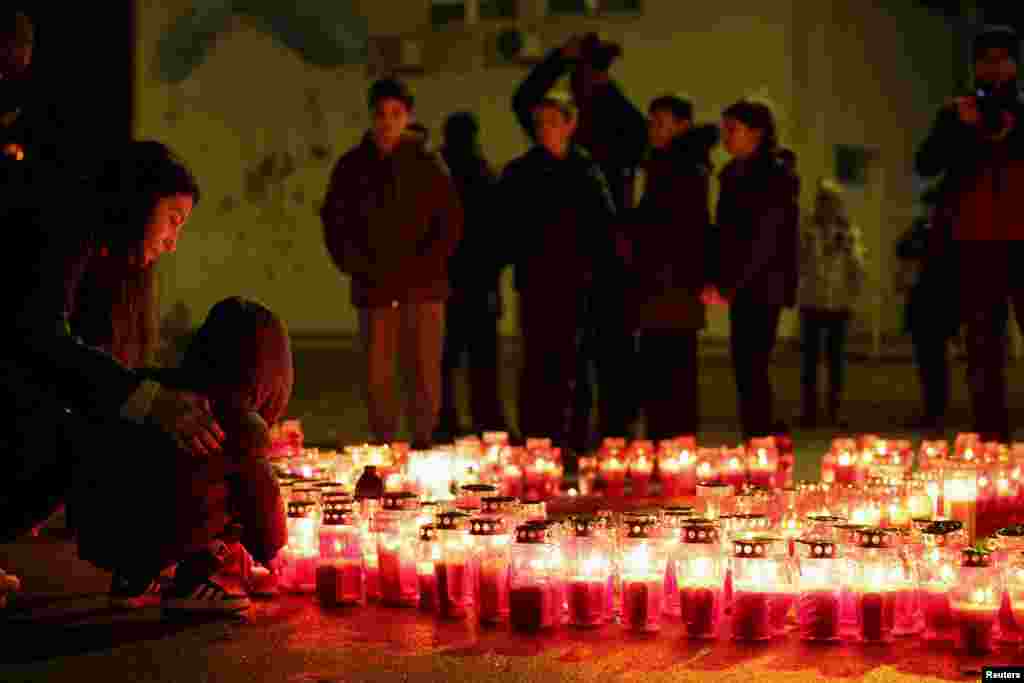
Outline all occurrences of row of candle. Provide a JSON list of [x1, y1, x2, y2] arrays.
[[275, 477, 1024, 652]]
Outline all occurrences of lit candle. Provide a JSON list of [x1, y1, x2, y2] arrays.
[[721, 454, 747, 492], [795, 541, 842, 641], [953, 588, 999, 656], [834, 451, 856, 485], [601, 457, 627, 498], [620, 536, 665, 632], [730, 539, 784, 641], [569, 555, 610, 628], [944, 470, 979, 545], [629, 453, 654, 498]]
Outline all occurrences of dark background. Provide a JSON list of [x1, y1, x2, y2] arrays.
[[20, 2, 134, 143]]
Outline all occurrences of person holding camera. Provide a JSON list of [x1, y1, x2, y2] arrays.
[[512, 33, 647, 452], [796, 178, 867, 429], [916, 25, 1024, 442]]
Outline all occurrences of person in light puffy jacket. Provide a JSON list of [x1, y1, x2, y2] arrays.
[[796, 178, 867, 428]]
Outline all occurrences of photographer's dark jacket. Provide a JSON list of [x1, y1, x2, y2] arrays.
[[498, 144, 617, 295], [916, 92, 1024, 241], [619, 125, 718, 330], [512, 48, 648, 212], [440, 145, 507, 315]]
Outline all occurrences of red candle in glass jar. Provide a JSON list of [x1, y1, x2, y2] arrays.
[[477, 563, 510, 623], [893, 587, 922, 636], [922, 588, 957, 640], [721, 456, 747, 492], [623, 577, 663, 632], [998, 589, 1022, 643], [629, 454, 654, 498], [316, 559, 364, 606], [418, 565, 437, 611], [769, 592, 796, 634], [680, 585, 722, 638], [732, 590, 773, 640], [435, 562, 469, 619], [954, 601, 998, 656], [378, 548, 418, 607], [797, 589, 841, 641], [569, 577, 607, 627], [510, 583, 560, 632], [857, 591, 896, 643], [601, 457, 627, 498]]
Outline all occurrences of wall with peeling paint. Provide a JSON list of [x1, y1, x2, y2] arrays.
[[136, 0, 957, 340]]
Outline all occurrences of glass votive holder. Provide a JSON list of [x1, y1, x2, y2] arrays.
[[510, 522, 563, 632], [471, 516, 512, 624], [951, 549, 1002, 657], [316, 505, 364, 607], [676, 521, 725, 639], [620, 520, 668, 632], [795, 539, 843, 641], [731, 537, 792, 641], [565, 516, 614, 628]]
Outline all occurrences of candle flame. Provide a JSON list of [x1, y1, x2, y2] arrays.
[[729, 457, 741, 470], [964, 448, 975, 461], [970, 587, 994, 605], [680, 450, 692, 464], [622, 543, 652, 574], [581, 555, 607, 578], [838, 452, 851, 466]]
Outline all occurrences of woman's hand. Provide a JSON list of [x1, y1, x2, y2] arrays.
[[149, 387, 225, 456]]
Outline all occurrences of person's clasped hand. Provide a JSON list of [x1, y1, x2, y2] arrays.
[[149, 387, 225, 456]]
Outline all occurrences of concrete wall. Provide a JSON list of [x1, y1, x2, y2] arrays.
[[136, 0, 958, 342]]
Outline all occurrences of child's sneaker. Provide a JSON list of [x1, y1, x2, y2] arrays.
[[161, 541, 250, 615], [109, 573, 163, 609], [162, 576, 250, 614]]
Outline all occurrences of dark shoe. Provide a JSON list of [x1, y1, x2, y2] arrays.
[[162, 576, 250, 614], [161, 541, 250, 615]]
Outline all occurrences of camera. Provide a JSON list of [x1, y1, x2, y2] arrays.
[[975, 85, 1015, 133]]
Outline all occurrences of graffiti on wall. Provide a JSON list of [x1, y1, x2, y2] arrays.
[[156, 3, 361, 280], [156, 0, 369, 84]]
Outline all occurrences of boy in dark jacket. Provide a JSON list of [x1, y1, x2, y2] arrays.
[[320, 78, 463, 447], [621, 95, 717, 439], [435, 112, 509, 440], [500, 93, 617, 448], [513, 33, 647, 449]]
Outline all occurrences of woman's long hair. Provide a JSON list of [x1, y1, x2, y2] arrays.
[[71, 141, 200, 368]]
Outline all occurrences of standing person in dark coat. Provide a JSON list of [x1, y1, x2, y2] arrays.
[[0, 142, 252, 613], [434, 111, 510, 441], [512, 33, 647, 451], [620, 95, 718, 440], [320, 78, 464, 448], [915, 25, 1024, 442], [716, 99, 800, 440], [499, 93, 617, 449], [895, 185, 961, 431]]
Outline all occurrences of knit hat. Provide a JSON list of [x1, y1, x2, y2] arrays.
[[973, 25, 1019, 63], [368, 77, 414, 110]]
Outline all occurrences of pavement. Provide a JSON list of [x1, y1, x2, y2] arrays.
[[4, 342, 1024, 682]]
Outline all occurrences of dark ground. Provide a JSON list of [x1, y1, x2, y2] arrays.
[[3, 340, 1024, 682]]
